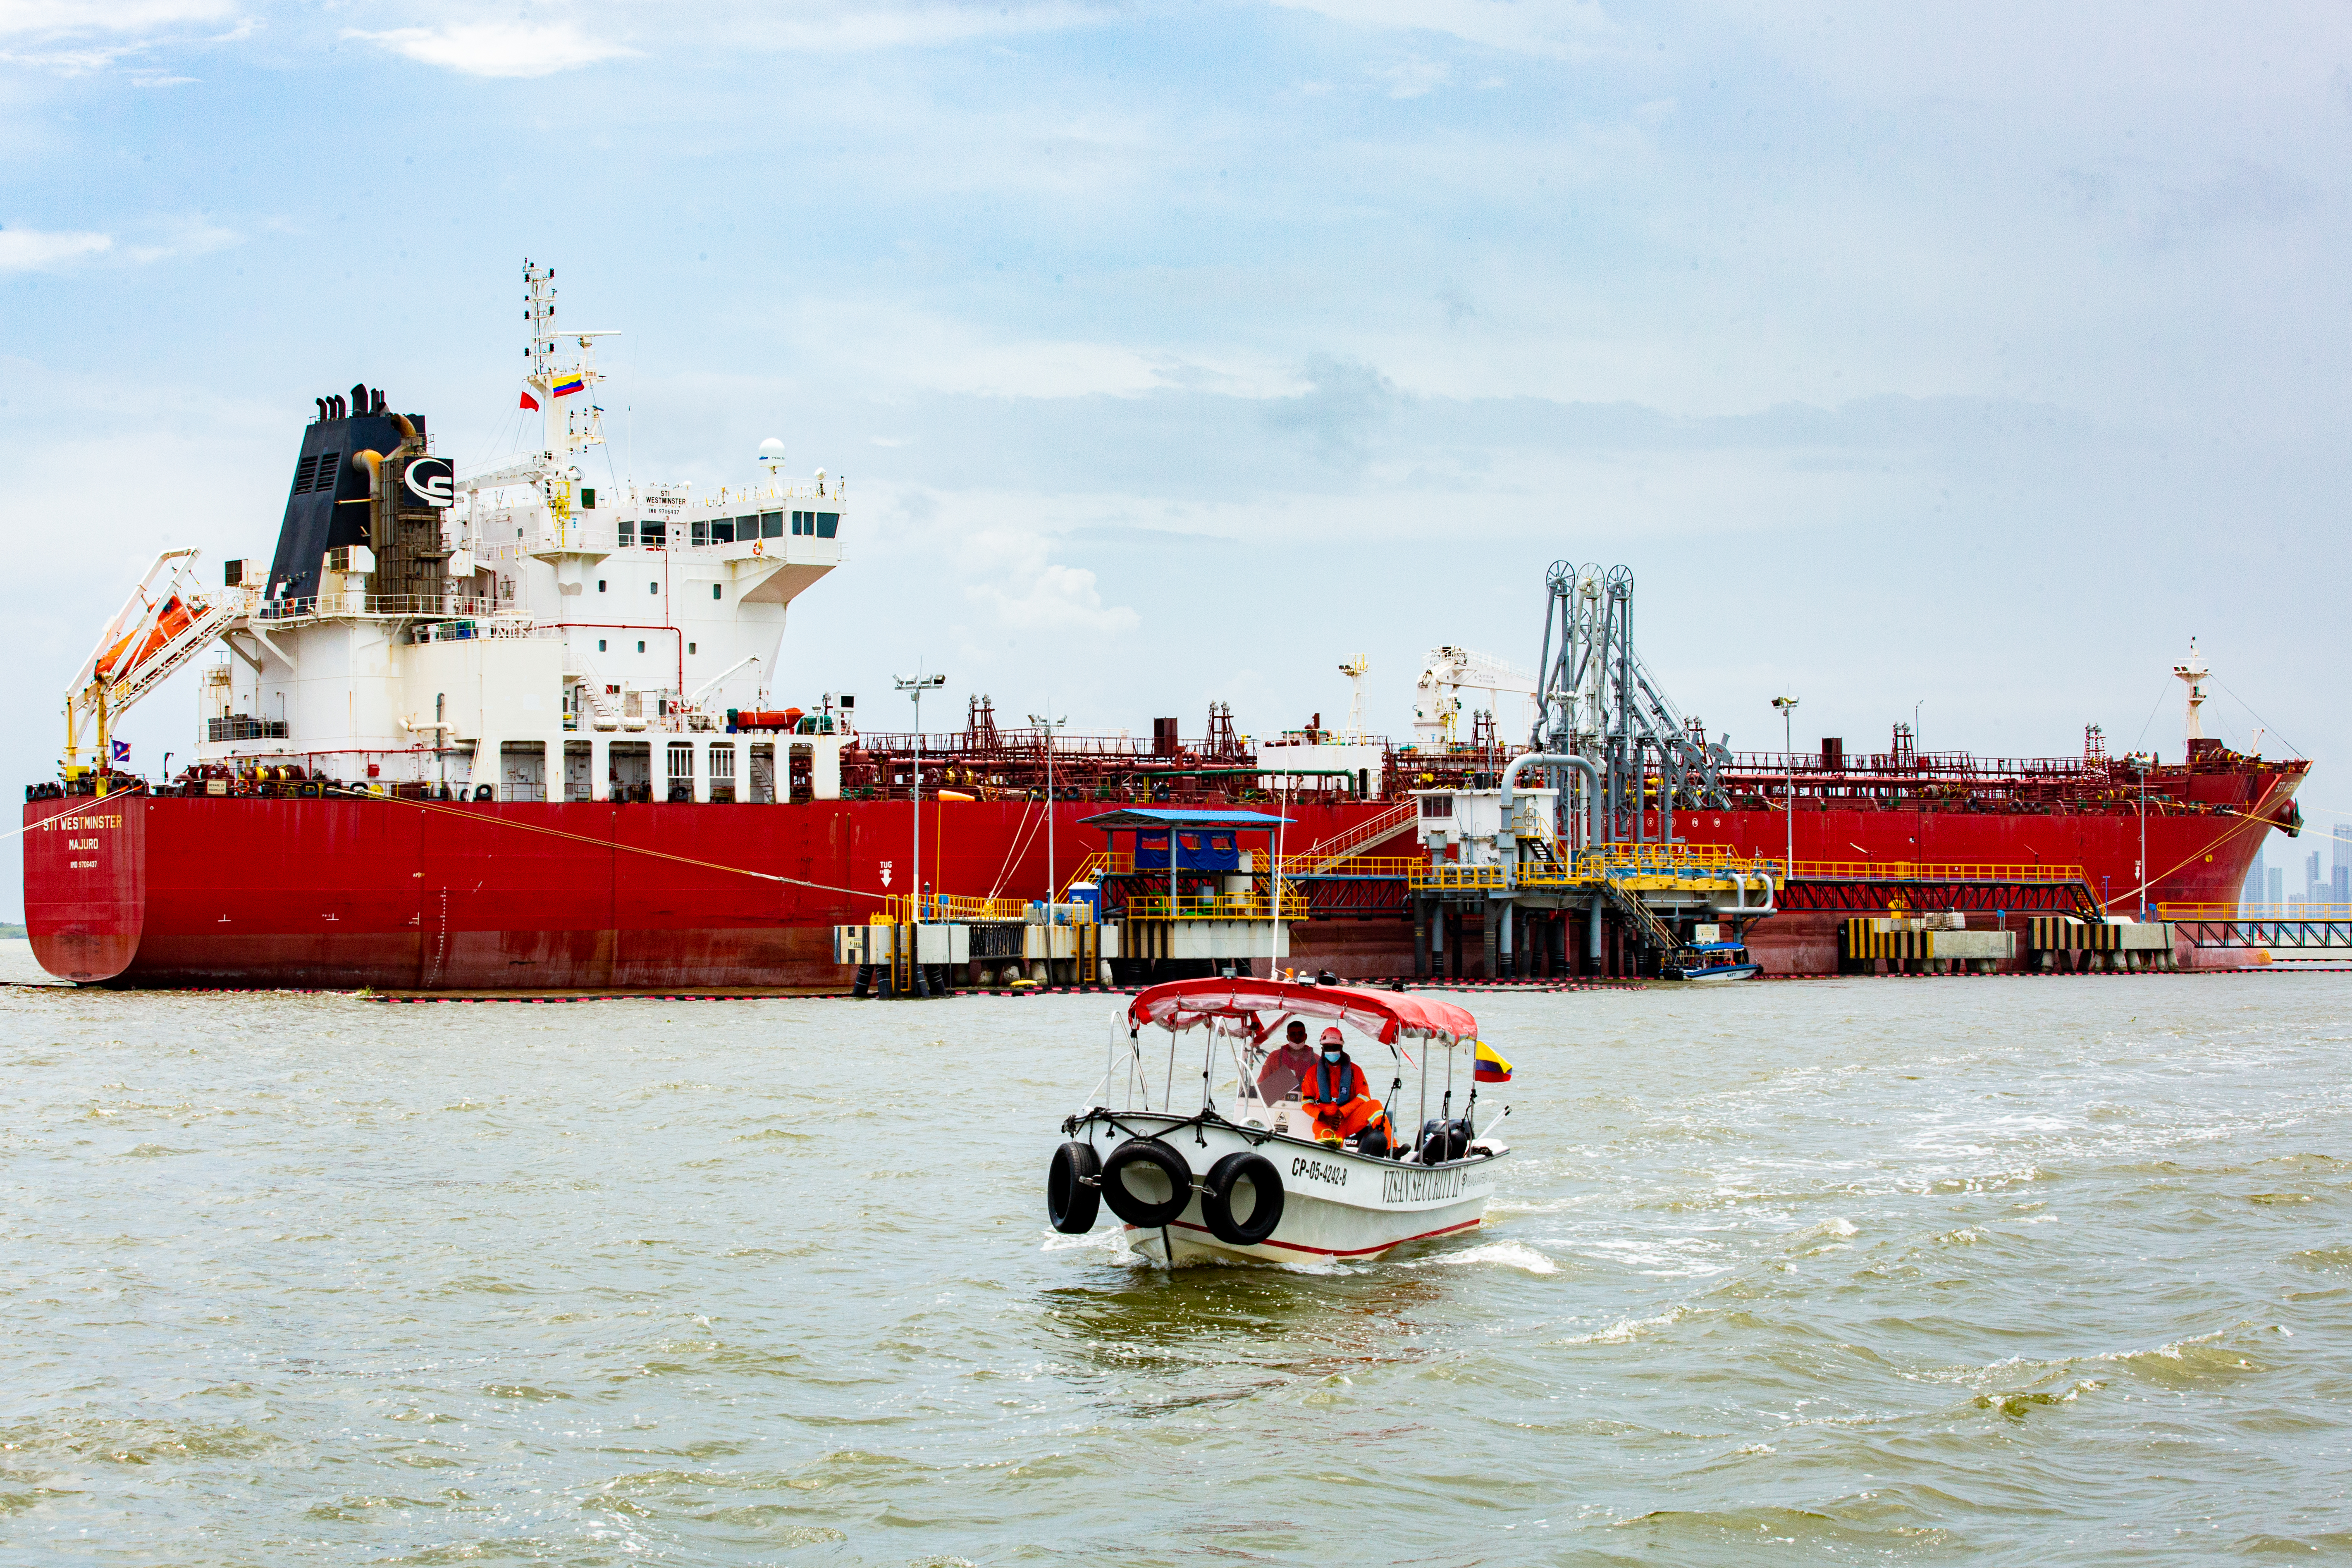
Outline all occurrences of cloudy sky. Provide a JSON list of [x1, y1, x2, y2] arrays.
[[5, 0, 2348, 909]]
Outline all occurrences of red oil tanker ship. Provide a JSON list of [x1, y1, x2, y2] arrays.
[[23, 270, 2305, 989]]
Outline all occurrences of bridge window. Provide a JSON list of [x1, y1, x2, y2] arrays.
[[712, 518, 735, 544], [760, 511, 782, 537], [815, 512, 838, 537]]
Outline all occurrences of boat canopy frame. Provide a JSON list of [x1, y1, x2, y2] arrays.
[[1127, 977, 1477, 1047], [1081, 979, 1494, 1167]]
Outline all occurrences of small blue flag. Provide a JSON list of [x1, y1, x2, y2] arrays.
[[110, 740, 131, 764]]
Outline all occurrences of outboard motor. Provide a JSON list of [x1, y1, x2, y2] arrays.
[[1417, 1117, 1473, 1163]]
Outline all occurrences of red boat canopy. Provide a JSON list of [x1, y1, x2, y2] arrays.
[[1127, 978, 1478, 1046]]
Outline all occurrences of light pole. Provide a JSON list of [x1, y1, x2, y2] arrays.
[[895, 670, 946, 920], [1028, 708, 1066, 902], [1771, 695, 1800, 875], [2134, 752, 2148, 919]]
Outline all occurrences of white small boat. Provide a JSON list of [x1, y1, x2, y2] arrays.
[[1044, 978, 1509, 1266]]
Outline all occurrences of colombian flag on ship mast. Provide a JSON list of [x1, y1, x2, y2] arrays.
[[1473, 1041, 1513, 1083], [550, 373, 587, 399]]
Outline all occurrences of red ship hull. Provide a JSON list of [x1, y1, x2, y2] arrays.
[[27, 783, 2292, 988], [24, 795, 1402, 990], [1693, 801, 2279, 975]]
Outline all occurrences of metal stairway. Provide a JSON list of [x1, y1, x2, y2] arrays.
[[1292, 798, 1417, 873], [1593, 871, 1682, 953]]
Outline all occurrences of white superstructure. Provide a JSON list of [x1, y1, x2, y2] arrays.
[[189, 261, 851, 803]]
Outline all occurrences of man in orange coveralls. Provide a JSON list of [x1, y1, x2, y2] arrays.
[[1302, 1027, 1389, 1150]]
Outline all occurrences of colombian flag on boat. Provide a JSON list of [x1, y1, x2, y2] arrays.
[[1473, 1041, 1512, 1083], [550, 374, 587, 399]]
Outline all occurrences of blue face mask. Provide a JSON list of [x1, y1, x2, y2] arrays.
[[1323, 1049, 1343, 1062]]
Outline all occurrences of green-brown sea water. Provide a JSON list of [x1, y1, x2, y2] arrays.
[[3, 945, 2347, 1564]]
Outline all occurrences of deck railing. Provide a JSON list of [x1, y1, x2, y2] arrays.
[[258, 593, 500, 622], [872, 893, 1037, 924], [1788, 860, 2089, 884], [2159, 902, 2352, 921], [1122, 885, 1309, 921]]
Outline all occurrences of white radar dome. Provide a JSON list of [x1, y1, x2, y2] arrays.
[[757, 437, 786, 463]]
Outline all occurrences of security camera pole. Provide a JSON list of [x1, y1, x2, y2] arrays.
[[896, 670, 947, 921], [1770, 695, 1800, 876], [1028, 708, 1066, 902]]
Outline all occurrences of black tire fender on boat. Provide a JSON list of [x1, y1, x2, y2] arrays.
[[1201, 1152, 1285, 1247], [1047, 1141, 1102, 1234], [1099, 1137, 1194, 1229]]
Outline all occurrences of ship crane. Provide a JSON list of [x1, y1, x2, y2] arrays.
[[686, 654, 763, 720], [60, 549, 250, 785], [1412, 646, 1535, 746]]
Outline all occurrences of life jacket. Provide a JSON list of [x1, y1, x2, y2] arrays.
[[1309, 1052, 1365, 1106]]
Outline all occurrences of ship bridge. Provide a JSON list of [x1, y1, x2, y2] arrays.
[[163, 260, 855, 807]]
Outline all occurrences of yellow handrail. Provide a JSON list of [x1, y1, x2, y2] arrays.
[[1578, 842, 1755, 867], [873, 892, 1039, 924], [1409, 865, 1504, 890], [1058, 850, 1111, 898], [1274, 854, 1427, 878], [1124, 882, 1309, 921], [1788, 860, 2089, 883], [1293, 799, 1418, 873]]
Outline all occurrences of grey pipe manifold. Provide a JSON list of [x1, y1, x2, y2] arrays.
[[1498, 752, 1601, 885]]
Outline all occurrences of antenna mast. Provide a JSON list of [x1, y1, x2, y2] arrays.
[[2172, 637, 2209, 745], [521, 258, 611, 464]]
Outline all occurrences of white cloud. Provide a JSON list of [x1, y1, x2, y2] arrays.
[[0, 0, 236, 35], [960, 531, 1139, 633], [1269, 0, 1620, 59], [729, 1, 1112, 52], [0, 227, 111, 272], [0, 0, 241, 73], [119, 215, 239, 263], [0, 217, 237, 273], [967, 560, 1139, 632], [349, 20, 636, 79], [1374, 59, 1449, 98], [787, 300, 1309, 401]]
